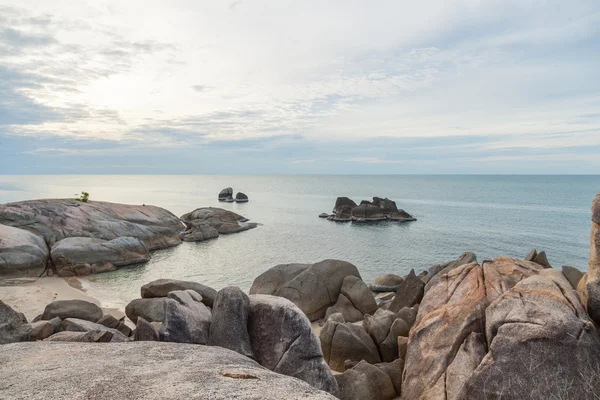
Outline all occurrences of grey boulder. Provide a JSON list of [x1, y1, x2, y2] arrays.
[[208, 286, 254, 358], [0, 300, 31, 344], [163, 290, 212, 344], [180, 207, 257, 241], [61, 318, 130, 342], [141, 278, 217, 307], [369, 274, 404, 292], [125, 298, 166, 324], [0, 224, 49, 275], [320, 318, 381, 372], [388, 269, 425, 313], [335, 361, 397, 400], [44, 330, 114, 342], [41, 299, 103, 323]]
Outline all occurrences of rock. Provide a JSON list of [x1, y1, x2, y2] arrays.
[[402, 262, 486, 399], [97, 314, 120, 329], [327, 312, 346, 323], [379, 318, 410, 362], [208, 286, 254, 358], [61, 318, 130, 342], [0, 300, 32, 344], [397, 306, 417, 329], [585, 193, 600, 325], [425, 252, 477, 291], [333, 197, 358, 214], [375, 358, 404, 396], [125, 298, 166, 324], [397, 336, 408, 360], [387, 209, 416, 222], [249, 263, 310, 295], [533, 250, 552, 268], [525, 248, 537, 261], [363, 309, 397, 350], [445, 332, 487, 400], [320, 318, 381, 372], [41, 299, 103, 323], [351, 203, 386, 221], [117, 322, 133, 337], [29, 321, 54, 341], [482, 257, 542, 304], [248, 295, 338, 395], [369, 274, 404, 292], [133, 317, 160, 341], [235, 192, 248, 202], [48, 317, 62, 333], [458, 270, 600, 400], [324, 293, 364, 323], [218, 187, 233, 201], [0, 224, 49, 275], [335, 361, 397, 400], [0, 199, 183, 252], [252, 259, 361, 321], [340, 276, 377, 315], [0, 342, 338, 399], [562, 265, 584, 289], [180, 207, 257, 241], [163, 290, 212, 344], [141, 279, 217, 307], [51, 236, 149, 276], [44, 330, 114, 342], [319, 213, 330, 218], [388, 269, 424, 313]]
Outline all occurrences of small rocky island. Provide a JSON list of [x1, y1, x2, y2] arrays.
[[218, 187, 249, 203], [320, 196, 416, 222], [0, 199, 258, 277]]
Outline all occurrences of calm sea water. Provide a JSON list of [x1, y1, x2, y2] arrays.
[[1, 175, 598, 307]]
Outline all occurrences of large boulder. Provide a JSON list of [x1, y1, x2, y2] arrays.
[[335, 361, 397, 400], [425, 252, 477, 291], [363, 309, 397, 352], [249, 263, 310, 295], [0, 342, 338, 399], [41, 299, 102, 323], [388, 269, 425, 313], [141, 279, 217, 307], [45, 330, 113, 342], [320, 318, 381, 372], [0, 300, 31, 344], [251, 259, 361, 321], [586, 193, 600, 325], [351, 203, 386, 221], [29, 321, 55, 341], [0, 224, 49, 276], [402, 262, 486, 399], [235, 192, 248, 203], [324, 293, 364, 323], [458, 270, 600, 399], [208, 286, 254, 358], [61, 318, 130, 342], [333, 197, 358, 214], [369, 274, 404, 292], [218, 187, 233, 201], [180, 207, 257, 241], [562, 265, 584, 289], [125, 298, 166, 324], [482, 257, 542, 304], [51, 236, 149, 276], [248, 295, 338, 395], [0, 199, 183, 251], [163, 290, 212, 344], [325, 276, 377, 322]]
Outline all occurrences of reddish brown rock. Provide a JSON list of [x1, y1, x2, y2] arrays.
[[482, 257, 543, 304]]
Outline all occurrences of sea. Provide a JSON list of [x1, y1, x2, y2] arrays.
[[1, 175, 598, 307]]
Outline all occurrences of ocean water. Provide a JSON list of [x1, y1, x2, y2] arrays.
[[0, 175, 598, 307]]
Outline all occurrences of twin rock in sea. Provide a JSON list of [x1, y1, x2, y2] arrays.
[[218, 187, 248, 203], [319, 196, 416, 222]]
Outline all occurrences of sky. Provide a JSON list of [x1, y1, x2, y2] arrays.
[[0, 0, 599, 174]]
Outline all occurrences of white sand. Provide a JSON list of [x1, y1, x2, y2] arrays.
[[0, 276, 123, 321]]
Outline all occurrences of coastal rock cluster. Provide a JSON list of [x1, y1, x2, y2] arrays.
[[218, 187, 249, 203], [320, 196, 416, 222], [0, 200, 257, 277]]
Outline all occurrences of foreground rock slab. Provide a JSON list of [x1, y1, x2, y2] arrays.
[[0, 342, 337, 400]]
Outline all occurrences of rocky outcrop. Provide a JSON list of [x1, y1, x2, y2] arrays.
[[425, 252, 477, 291], [369, 274, 404, 292], [141, 279, 217, 307], [322, 196, 416, 222], [586, 193, 600, 326], [208, 286, 254, 358], [41, 299, 103, 323], [45, 330, 114, 342], [0, 224, 49, 276], [250, 259, 361, 321], [562, 265, 584, 289], [218, 187, 233, 201], [402, 262, 486, 399], [336, 361, 397, 400], [0, 300, 31, 344], [235, 192, 248, 203], [51, 236, 150, 277], [162, 290, 212, 344], [324, 276, 377, 322], [248, 294, 339, 395], [482, 257, 542, 304], [388, 269, 425, 313], [61, 318, 130, 342], [179, 207, 257, 241], [0, 342, 338, 399], [125, 298, 166, 324]]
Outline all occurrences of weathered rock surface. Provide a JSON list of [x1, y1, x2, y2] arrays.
[[533, 250, 552, 268], [41, 299, 102, 323], [0, 342, 338, 399], [180, 207, 257, 241], [0, 199, 183, 251], [248, 294, 339, 395], [458, 270, 600, 400], [141, 278, 217, 307], [380, 318, 410, 362], [402, 262, 486, 399], [133, 317, 161, 341], [388, 269, 424, 313], [562, 265, 584, 290], [96, 314, 120, 329], [218, 187, 233, 201], [369, 274, 404, 292], [0, 224, 49, 275], [44, 330, 113, 342], [586, 193, 600, 326], [235, 192, 248, 202], [340, 276, 378, 315], [482, 257, 542, 304], [251, 259, 361, 321], [363, 309, 397, 352], [324, 293, 364, 323], [61, 318, 130, 342], [335, 361, 397, 400], [0, 300, 31, 344], [51, 236, 149, 276], [125, 298, 166, 324], [320, 318, 381, 372], [376, 358, 404, 396], [324, 196, 416, 223], [208, 286, 254, 358], [163, 290, 212, 344], [29, 320, 55, 341], [425, 252, 477, 291]]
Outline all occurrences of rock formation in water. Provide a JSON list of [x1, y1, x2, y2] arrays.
[[321, 196, 416, 222], [218, 187, 249, 202], [0, 199, 258, 277]]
